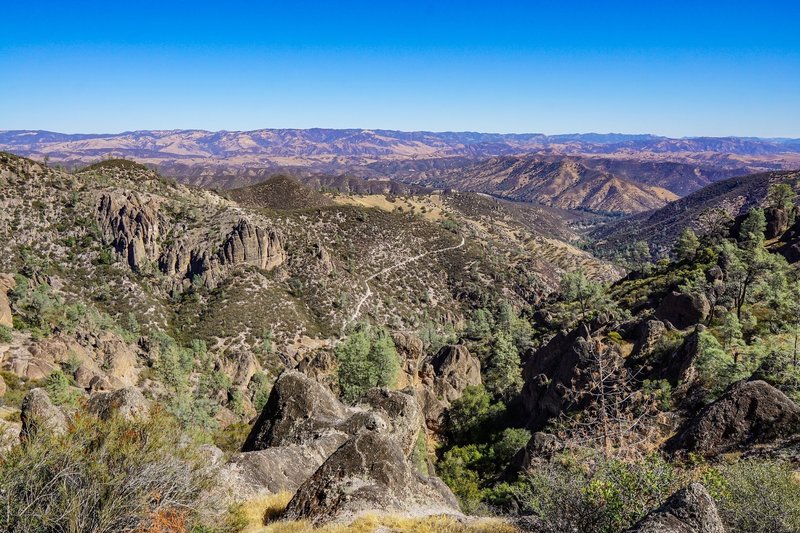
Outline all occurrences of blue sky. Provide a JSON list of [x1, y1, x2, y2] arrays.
[[1, 1, 798, 137]]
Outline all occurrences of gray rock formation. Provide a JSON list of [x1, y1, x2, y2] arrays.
[[20, 388, 68, 439], [87, 387, 150, 421], [97, 192, 162, 272], [668, 380, 800, 456], [655, 292, 710, 330], [505, 432, 565, 478], [358, 387, 422, 457], [222, 219, 286, 271], [242, 370, 347, 451], [282, 430, 460, 525], [660, 328, 702, 387], [416, 344, 482, 431], [630, 319, 666, 361], [220, 435, 345, 499], [227, 370, 437, 506], [625, 483, 726, 533], [521, 323, 601, 430]]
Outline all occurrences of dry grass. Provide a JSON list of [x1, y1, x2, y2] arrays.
[[331, 194, 446, 222], [237, 495, 517, 533], [257, 515, 517, 533], [239, 492, 294, 532]]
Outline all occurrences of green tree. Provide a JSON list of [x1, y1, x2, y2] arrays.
[[335, 326, 400, 403], [718, 312, 743, 354], [465, 308, 493, 340], [673, 228, 700, 262], [767, 182, 796, 211], [447, 385, 506, 444], [558, 270, 621, 327], [369, 328, 400, 389], [485, 331, 523, 402], [738, 208, 766, 248], [697, 207, 734, 243]]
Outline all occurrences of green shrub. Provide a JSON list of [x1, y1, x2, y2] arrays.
[[44, 369, 80, 407], [248, 371, 272, 412], [0, 325, 12, 343], [709, 459, 800, 533], [446, 385, 506, 445], [0, 408, 211, 532], [515, 453, 677, 533]]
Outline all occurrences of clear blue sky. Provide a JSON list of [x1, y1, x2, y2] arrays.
[[1, 1, 798, 137]]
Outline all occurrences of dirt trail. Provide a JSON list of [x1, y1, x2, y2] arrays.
[[343, 235, 465, 330]]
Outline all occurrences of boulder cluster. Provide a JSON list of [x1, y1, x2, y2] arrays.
[[218, 370, 461, 524]]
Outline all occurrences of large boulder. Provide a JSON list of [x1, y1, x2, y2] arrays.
[[655, 292, 710, 330], [231, 370, 431, 504], [87, 387, 150, 421], [625, 483, 725, 533], [358, 387, 422, 457], [283, 430, 460, 525], [659, 328, 702, 386], [629, 319, 667, 362], [219, 435, 346, 499], [416, 344, 482, 431], [668, 380, 800, 456], [0, 273, 15, 328], [242, 370, 347, 451], [504, 432, 564, 479], [521, 323, 600, 430], [92, 332, 139, 387], [764, 207, 790, 239], [20, 388, 68, 439]]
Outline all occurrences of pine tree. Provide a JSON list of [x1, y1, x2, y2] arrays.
[[485, 330, 523, 402], [673, 228, 700, 262]]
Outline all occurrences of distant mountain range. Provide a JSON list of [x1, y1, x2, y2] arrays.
[[2, 129, 799, 214]]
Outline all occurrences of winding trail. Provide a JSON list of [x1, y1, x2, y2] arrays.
[[343, 235, 466, 330]]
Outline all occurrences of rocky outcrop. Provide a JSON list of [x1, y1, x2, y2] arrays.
[[97, 193, 162, 272], [283, 430, 460, 525], [219, 435, 345, 498], [521, 323, 602, 430], [227, 370, 436, 505], [416, 344, 482, 431], [0, 273, 15, 328], [87, 387, 150, 421], [159, 218, 286, 289], [0, 419, 21, 455], [221, 219, 286, 271], [20, 388, 68, 439], [655, 292, 710, 330], [668, 380, 800, 456], [625, 483, 725, 533], [93, 332, 139, 387], [659, 328, 701, 387], [765, 207, 790, 239], [505, 432, 564, 479], [392, 332, 425, 389], [242, 370, 347, 451], [630, 319, 666, 362], [359, 387, 422, 457]]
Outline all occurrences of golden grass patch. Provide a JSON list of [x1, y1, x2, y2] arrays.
[[252, 513, 517, 533]]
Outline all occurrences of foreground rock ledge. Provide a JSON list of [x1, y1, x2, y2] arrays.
[[282, 430, 461, 525]]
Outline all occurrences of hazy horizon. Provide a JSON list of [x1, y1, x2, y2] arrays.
[[2, 128, 799, 142]]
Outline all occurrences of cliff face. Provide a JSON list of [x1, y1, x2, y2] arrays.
[[98, 193, 286, 289]]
